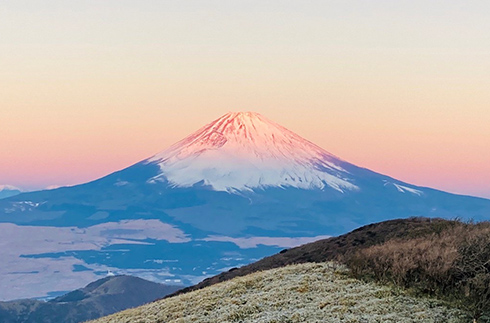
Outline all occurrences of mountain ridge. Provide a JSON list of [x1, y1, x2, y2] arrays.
[[0, 185, 23, 200]]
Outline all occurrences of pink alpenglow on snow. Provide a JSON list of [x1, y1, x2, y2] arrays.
[[148, 112, 358, 193]]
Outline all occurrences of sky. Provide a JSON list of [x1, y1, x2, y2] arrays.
[[1, 1, 489, 198]]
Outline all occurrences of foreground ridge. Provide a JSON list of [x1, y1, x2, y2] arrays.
[[90, 262, 466, 323]]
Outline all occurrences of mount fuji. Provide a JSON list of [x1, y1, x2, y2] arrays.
[[1, 111, 489, 300], [148, 111, 357, 193]]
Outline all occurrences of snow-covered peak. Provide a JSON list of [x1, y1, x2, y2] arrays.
[[0, 185, 22, 192], [147, 112, 358, 192]]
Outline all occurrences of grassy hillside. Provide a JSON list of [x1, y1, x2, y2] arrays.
[[90, 262, 467, 323], [166, 217, 490, 321], [170, 217, 460, 296], [346, 220, 490, 322]]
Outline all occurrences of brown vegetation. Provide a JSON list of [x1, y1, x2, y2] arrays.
[[162, 217, 490, 321], [168, 217, 457, 297], [346, 220, 490, 321]]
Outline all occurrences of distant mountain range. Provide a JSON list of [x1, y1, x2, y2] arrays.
[[1, 111, 489, 300], [0, 275, 181, 323], [0, 185, 23, 200]]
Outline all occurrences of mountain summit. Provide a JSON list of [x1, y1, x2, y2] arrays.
[[147, 112, 357, 192], [0, 185, 23, 199]]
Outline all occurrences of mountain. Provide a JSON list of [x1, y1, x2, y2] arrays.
[[0, 185, 23, 199], [148, 111, 357, 193], [0, 275, 181, 323], [1, 111, 489, 300]]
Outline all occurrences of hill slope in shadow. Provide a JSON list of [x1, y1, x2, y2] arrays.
[[0, 275, 182, 323]]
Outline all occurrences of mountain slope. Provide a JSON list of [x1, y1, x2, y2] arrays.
[[0, 185, 23, 200], [90, 262, 467, 323], [1, 112, 489, 300], [168, 217, 457, 296], [0, 275, 181, 323]]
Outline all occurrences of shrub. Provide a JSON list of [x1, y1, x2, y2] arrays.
[[345, 220, 490, 322], [455, 228, 490, 320]]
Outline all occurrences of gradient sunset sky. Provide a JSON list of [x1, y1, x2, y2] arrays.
[[1, 1, 489, 198]]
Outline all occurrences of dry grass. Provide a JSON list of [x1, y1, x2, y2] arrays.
[[89, 262, 467, 323], [171, 217, 464, 298], [346, 221, 490, 321]]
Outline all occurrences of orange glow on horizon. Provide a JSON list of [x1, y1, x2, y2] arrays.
[[1, 1, 489, 198]]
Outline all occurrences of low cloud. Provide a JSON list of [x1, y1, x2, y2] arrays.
[[0, 220, 189, 300], [201, 235, 330, 249]]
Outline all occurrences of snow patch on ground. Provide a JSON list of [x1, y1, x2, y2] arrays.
[[383, 181, 424, 196], [393, 183, 424, 196], [4, 201, 46, 213], [45, 185, 66, 190]]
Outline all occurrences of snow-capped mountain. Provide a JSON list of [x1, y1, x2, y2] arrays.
[[0, 111, 489, 300], [148, 112, 357, 192], [0, 185, 23, 199]]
